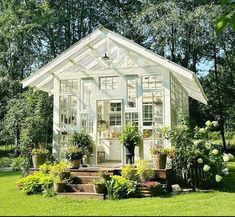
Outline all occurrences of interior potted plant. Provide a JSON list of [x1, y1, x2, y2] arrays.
[[70, 131, 94, 167], [65, 145, 83, 169], [97, 120, 108, 131], [119, 124, 142, 164], [150, 144, 168, 169], [31, 145, 49, 169]]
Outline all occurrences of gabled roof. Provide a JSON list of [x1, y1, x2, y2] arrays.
[[21, 27, 207, 104]]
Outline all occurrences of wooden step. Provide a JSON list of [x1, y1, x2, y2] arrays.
[[57, 192, 105, 200], [73, 176, 100, 184], [66, 184, 96, 193]]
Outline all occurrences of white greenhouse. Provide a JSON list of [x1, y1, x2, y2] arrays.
[[22, 27, 207, 166]]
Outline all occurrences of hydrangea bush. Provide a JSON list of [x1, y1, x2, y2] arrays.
[[163, 119, 234, 189]]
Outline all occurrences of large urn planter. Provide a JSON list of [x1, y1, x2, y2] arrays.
[[31, 147, 49, 169], [125, 146, 135, 164], [152, 154, 167, 169], [32, 155, 47, 169], [119, 124, 142, 165]]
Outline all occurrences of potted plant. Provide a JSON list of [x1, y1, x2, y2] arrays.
[[70, 131, 94, 166], [50, 162, 70, 193], [150, 144, 168, 169], [31, 145, 49, 169], [97, 120, 108, 131], [50, 162, 70, 180], [119, 124, 142, 164], [91, 170, 110, 194], [53, 175, 66, 193], [65, 145, 83, 169]]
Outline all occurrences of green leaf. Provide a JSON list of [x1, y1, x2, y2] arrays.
[[215, 15, 229, 35]]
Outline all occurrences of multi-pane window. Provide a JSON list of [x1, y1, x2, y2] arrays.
[[171, 74, 189, 127], [109, 102, 122, 126], [110, 102, 121, 112], [143, 104, 153, 126], [125, 112, 138, 126], [110, 114, 121, 126], [82, 80, 92, 110], [81, 113, 93, 134], [99, 76, 118, 90], [127, 79, 136, 108], [61, 80, 78, 93], [142, 75, 163, 90], [60, 96, 77, 126]]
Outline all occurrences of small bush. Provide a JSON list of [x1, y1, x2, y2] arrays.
[[121, 164, 137, 181], [106, 175, 136, 199], [0, 157, 12, 170], [136, 160, 155, 182], [11, 157, 25, 171], [17, 174, 43, 195], [39, 162, 52, 175]]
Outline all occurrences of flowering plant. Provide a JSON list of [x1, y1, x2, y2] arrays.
[[163, 117, 234, 188]]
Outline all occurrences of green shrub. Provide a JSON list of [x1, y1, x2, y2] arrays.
[[49, 162, 69, 177], [0, 157, 12, 170], [11, 157, 25, 171], [32, 146, 49, 156], [17, 174, 43, 195], [17, 172, 54, 196], [136, 159, 155, 182], [121, 164, 137, 181], [39, 162, 52, 175], [106, 175, 136, 199]]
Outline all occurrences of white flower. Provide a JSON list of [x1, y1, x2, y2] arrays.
[[212, 149, 219, 155], [193, 140, 201, 146], [215, 175, 223, 182], [223, 154, 230, 162], [197, 158, 203, 164], [203, 165, 211, 172], [222, 168, 229, 176], [205, 120, 212, 127], [228, 153, 234, 161], [212, 121, 218, 127], [199, 128, 206, 133], [205, 142, 211, 150]]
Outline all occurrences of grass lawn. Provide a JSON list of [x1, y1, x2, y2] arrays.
[[0, 163, 235, 216]]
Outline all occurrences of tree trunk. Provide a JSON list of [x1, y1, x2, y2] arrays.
[[213, 45, 227, 151]]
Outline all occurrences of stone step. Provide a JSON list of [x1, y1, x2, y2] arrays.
[[66, 184, 96, 193], [73, 176, 100, 184], [57, 192, 105, 200], [70, 168, 121, 177]]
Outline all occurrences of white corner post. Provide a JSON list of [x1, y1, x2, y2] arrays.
[[164, 71, 172, 148], [52, 76, 61, 161]]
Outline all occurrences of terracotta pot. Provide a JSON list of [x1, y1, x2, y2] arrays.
[[69, 159, 81, 169], [32, 155, 46, 169], [152, 154, 167, 169], [53, 183, 66, 192], [95, 183, 106, 194]]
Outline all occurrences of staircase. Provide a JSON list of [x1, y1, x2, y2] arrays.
[[56, 167, 121, 200]]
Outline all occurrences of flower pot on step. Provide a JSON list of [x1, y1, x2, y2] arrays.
[[152, 154, 167, 169], [69, 159, 81, 169], [53, 183, 66, 192]]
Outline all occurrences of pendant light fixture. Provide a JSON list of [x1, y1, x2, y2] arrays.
[[102, 36, 110, 61]]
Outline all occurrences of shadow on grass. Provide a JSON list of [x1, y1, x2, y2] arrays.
[[213, 173, 235, 193], [0, 171, 20, 178]]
